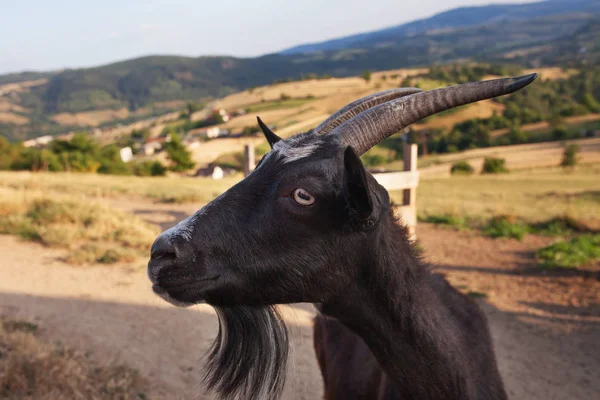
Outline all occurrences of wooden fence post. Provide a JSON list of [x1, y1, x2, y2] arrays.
[[243, 144, 255, 177], [403, 143, 418, 240]]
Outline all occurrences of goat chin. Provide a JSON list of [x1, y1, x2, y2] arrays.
[[203, 305, 289, 400]]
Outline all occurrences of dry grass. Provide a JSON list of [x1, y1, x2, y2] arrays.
[[0, 112, 29, 125], [0, 100, 29, 113], [394, 164, 600, 229], [413, 100, 505, 130], [0, 79, 48, 94], [522, 67, 578, 81], [490, 113, 600, 137], [0, 318, 147, 400], [0, 171, 240, 204], [397, 137, 600, 176], [0, 185, 160, 265], [52, 108, 131, 127]]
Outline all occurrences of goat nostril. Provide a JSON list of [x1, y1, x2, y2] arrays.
[[151, 235, 177, 260]]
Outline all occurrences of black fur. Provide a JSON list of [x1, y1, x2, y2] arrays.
[[148, 130, 507, 399]]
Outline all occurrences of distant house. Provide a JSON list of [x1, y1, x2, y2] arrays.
[[189, 127, 230, 140], [120, 147, 133, 163], [23, 135, 54, 148], [212, 166, 224, 180], [195, 164, 234, 179], [142, 137, 164, 155], [184, 138, 201, 150]]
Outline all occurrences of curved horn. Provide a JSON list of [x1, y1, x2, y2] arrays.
[[312, 88, 422, 135], [333, 74, 538, 156]]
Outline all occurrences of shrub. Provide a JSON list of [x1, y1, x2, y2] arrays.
[[552, 125, 569, 141], [362, 70, 372, 82], [482, 215, 529, 240], [561, 143, 579, 167], [133, 161, 167, 176], [165, 133, 195, 172], [0, 192, 159, 265], [420, 214, 470, 231], [450, 160, 474, 175], [537, 234, 600, 269], [481, 157, 508, 174], [360, 153, 387, 167]]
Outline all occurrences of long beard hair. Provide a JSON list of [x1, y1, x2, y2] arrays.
[[203, 306, 289, 400]]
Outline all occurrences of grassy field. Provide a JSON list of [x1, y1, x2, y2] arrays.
[[0, 317, 147, 400], [1, 163, 598, 268], [397, 164, 600, 227], [0, 171, 239, 204], [2, 165, 598, 226]]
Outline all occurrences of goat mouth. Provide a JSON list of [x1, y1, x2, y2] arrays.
[[152, 276, 220, 307]]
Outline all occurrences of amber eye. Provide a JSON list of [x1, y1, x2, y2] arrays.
[[292, 188, 315, 206]]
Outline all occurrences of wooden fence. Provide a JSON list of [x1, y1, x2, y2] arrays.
[[243, 143, 419, 239]]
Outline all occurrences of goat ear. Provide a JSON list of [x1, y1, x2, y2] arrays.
[[343, 146, 373, 221], [257, 116, 281, 148]]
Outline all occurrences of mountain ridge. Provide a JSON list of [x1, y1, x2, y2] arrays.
[[280, 0, 600, 54]]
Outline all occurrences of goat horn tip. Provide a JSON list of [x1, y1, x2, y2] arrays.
[[507, 73, 538, 93]]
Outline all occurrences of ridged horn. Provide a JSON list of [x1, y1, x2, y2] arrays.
[[312, 88, 422, 135], [332, 74, 538, 156]]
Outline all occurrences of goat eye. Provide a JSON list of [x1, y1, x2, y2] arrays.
[[292, 188, 315, 206]]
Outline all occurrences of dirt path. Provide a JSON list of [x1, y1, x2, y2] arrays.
[[1, 203, 598, 399]]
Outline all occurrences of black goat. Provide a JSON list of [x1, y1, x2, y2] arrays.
[[147, 74, 537, 400]]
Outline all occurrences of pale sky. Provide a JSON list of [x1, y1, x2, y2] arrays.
[[1, 0, 537, 74]]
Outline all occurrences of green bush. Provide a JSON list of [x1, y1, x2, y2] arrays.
[[481, 157, 508, 174], [561, 143, 579, 167], [165, 133, 195, 172], [360, 154, 387, 167], [133, 161, 167, 176], [482, 216, 529, 240], [537, 234, 600, 269], [450, 160, 474, 175], [420, 214, 470, 231]]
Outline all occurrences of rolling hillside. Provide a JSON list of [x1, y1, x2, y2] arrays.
[[0, 0, 598, 141]]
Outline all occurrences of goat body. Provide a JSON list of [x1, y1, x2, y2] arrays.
[[313, 217, 507, 400], [147, 75, 537, 400]]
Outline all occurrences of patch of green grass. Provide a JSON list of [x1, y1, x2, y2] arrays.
[[482, 215, 530, 240], [467, 291, 488, 299], [419, 214, 470, 231], [537, 234, 600, 269]]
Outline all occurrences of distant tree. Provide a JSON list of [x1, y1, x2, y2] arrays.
[[133, 160, 167, 176], [561, 144, 579, 167], [97, 145, 132, 175], [507, 125, 527, 144], [552, 125, 569, 141], [165, 133, 195, 172], [481, 157, 508, 174], [242, 126, 261, 137], [450, 160, 474, 175], [362, 70, 372, 82]]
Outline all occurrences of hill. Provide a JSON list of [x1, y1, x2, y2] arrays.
[[280, 0, 600, 54], [0, 1, 598, 141]]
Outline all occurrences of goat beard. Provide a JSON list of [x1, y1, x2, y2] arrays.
[[203, 305, 289, 400]]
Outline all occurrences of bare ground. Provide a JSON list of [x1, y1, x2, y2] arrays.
[[0, 201, 598, 400]]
